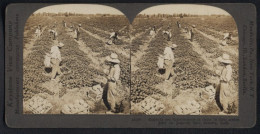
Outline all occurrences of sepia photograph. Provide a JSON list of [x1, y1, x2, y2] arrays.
[[23, 4, 131, 114], [130, 4, 239, 115], [22, 4, 239, 116]]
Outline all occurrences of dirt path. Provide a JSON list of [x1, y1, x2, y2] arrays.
[[79, 27, 129, 57], [195, 29, 238, 57], [65, 28, 105, 71], [23, 26, 47, 59], [131, 28, 162, 72], [130, 28, 150, 40]]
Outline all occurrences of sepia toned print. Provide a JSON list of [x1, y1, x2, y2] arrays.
[[130, 5, 238, 115], [23, 4, 238, 115], [23, 4, 131, 114]]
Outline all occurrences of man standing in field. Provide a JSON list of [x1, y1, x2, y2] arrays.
[[163, 44, 177, 80], [105, 53, 121, 113], [63, 20, 67, 28], [217, 53, 236, 114], [190, 25, 195, 42], [75, 24, 81, 41], [149, 26, 156, 37], [177, 21, 181, 28], [50, 40, 64, 80], [35, 26, 41, 38]]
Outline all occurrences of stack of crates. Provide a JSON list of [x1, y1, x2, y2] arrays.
[[24, 95, 53, 114], [139, 96, 165, 115], [87, 84, 103, 102], [61, 99, 90, 114]]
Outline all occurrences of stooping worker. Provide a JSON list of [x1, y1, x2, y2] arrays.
[[105, 53, 121, 113], [49, 27, 58, 40], [107, 30, 118, 45], [218, 53, 234, 114], [221, 32, 232, 46], [163, 30, 172, 41], [163, 44, 177, 80], [50, 40, 64, 80]]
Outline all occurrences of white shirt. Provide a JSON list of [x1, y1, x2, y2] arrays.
[[163, 47, 175, 62], [223, 33, 231, 40], [221, 65, 232, 82], [110, 32, 116, 38], [109, 64, 120, 81], [50, 46, 61, 61]]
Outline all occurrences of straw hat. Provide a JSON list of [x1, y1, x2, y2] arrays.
[[78, 24, 81, 27], [192, 25, 196, 28], [58, 42, 64, 47], [170, 44, 177, 48], [106, 53, 120, 64], [219, 53, 232, 64]]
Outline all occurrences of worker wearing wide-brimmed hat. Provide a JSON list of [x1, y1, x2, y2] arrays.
[[163, 44, 177, 80], [105, 53, 121, 113], [50, 40, 64, 80], [218, 53, 234, 114]]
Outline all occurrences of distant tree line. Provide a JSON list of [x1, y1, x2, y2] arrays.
[[32, 12, 124, 17], [136, 13, 228, 18]]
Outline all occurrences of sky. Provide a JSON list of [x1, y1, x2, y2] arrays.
[[34, 4, 230, 16], [139, 4, 231, 15], [34, 4, 124, 15]]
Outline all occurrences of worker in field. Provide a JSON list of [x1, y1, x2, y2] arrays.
[[190, 28, 194, 42], [49, 26, 58, 40], [62, 20, 67, 28], [153, 25, 156, 33], [222, 32, 232, 45], [217, 53, 235, 114], [149, 26, 156, 37], [38, 25, 42, 32], [177, 21, 181, 28], [50, 40, 64, 80], [75, 24, 81, 41], [163, 26, 172, 41], [163, 44, 177, 80], [35, 26, 41, 38], [107, 30, 118, 45], [184, 26, 189, 33], [53, 29, 58, 40], [189, 25, 196, 42], [105, 53, 121, 113]]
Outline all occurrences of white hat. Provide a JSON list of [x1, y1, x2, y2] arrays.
[[78, 24, 81, 27], [106, 53, 120, 64], [219, 53, 232, 64], [192, 25, 196, 28], [170, 44, 177, 48], [58, 42, 64, 47]]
